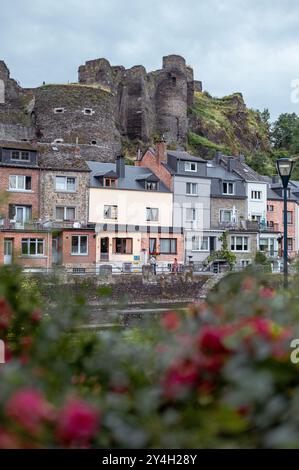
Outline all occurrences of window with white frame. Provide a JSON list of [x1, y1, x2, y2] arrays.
[[186, 207, 196, 221], [251, 214, 261, 222], [185, 161, 197, 172], [71, 235, 88, 255], [192, 236, 209, 251], [267, 204, 274, 212], [230, 236, 249, 251], [146, 207, 159, 222], [220, 209, 233, 223], [104, 205, 118, 220], [222, 181, 234, 195], [55, 176, 76, 192], [9, 175, 32, 191], [251, 190, 262, 200], [259, 238, 275, 256], [55, 206, 76, 221], [145, 181, 158, 191], [11, 150, 30, 161], [21, 238, 44, 256], [186, 182, 198, 195]]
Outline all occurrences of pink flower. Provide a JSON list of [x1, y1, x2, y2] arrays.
[[56, 398, 99, 447], [161, 311, 181, 331], [5, 389, 52, 435]]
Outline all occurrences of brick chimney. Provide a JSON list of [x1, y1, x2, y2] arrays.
[[156, 138, 167, 164]]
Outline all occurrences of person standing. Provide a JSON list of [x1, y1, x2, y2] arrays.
[[172, 257, 178, 274], [150, 255, 157, 275]]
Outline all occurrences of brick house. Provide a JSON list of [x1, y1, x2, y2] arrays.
[[0, 141, 52, 269], [264, 177, 297, 258], [0, 141, 40, 227], [0, 230, 52, 269], [58, 228, 97, 272]]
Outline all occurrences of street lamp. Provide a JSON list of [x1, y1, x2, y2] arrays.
[[276, 157, 294, 288]]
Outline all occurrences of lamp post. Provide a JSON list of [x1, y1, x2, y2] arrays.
[[276, 158, 294, 289]]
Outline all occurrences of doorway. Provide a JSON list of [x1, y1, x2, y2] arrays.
[[100, 237, 109, 261], [4, 239, 13, 265]]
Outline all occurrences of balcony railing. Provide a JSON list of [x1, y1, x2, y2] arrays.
[[0, 219, 90, 231], [211, 220, 280, 232]]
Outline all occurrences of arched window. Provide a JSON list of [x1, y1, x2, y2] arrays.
[[0, 79, 5, 104]]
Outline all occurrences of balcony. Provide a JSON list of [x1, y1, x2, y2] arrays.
[[211, 219, 280, 233], [0, 218, 91, 232]]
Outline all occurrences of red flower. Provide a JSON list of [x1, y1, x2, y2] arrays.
[[5, 389, 52, 435], [198, 326, 230, 355], [161, 311, 181, 331], [162, 359, 199, 398], [21, 336, 33, 351], [0, 298, 12, 331], [31, 309, 42, 323], [56, 398, 99, 447]]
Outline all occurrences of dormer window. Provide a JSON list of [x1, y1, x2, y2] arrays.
[[185, 161, 197, 172], [222, 181, 234, 195], [104, 178, 117, 188], [11, 151, 30, 161], [146, 181, 158, 191]]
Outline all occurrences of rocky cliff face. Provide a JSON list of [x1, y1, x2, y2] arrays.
[[0, 55, 270, 161]]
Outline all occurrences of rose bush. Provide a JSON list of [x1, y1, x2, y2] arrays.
[[1, 265, 299, 448]]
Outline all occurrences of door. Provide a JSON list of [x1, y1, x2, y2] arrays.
[[15, 206, 31, 228], [52, 237, 61, 264], [100, 237, 109, 261], [4, 239, 13, 265], [209, 236, 216, 253]]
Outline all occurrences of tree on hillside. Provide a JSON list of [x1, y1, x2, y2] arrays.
[[271, 113, 299, 149]]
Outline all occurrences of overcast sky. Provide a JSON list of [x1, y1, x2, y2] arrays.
[[2, 0, 299, 119]]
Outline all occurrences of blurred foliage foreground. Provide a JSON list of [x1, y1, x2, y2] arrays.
[[1, 266, 299, 448]]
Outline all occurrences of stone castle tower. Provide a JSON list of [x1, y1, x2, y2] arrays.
[[78, 54, 201, 146], [0, 55, 202, 158]]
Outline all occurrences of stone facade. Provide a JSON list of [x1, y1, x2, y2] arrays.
[[0, 55, 200, 153], [39, 169, 90, 225], [210, 197, 247, 229]]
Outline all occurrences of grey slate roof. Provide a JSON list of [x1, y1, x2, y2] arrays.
[[207, 162, 243, 181], [220, 155, 266, 182], [86, 161, 171, 192]]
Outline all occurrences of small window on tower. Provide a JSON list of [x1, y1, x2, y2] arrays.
[[83, 108, 94, 115], [54, 108, 65, 114]]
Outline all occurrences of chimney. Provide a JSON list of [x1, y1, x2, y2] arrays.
[[238, 154, 245, 163], [116, 155, 125, 178], [214, 150, 222, 164], [227, 157, 236, 172], [272, 175, 279, 184], [156, 138, 167, 164]]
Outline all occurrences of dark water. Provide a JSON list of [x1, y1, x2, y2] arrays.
[[84, 302, 191, 329]]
